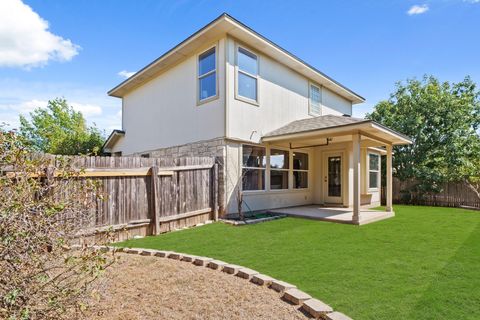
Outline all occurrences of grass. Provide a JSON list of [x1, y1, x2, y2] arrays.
[[115, 206, 480, 320]]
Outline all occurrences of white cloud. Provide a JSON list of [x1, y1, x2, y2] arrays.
[[0, 79, 122, 131], [70, 102, 102, 117], [407, 4, 429, 15], [0, 99, 104, 129], [0, 0, 80, 68], [118, 70, 136, 79], [0, 99, 44, 113], [0, 100, 101, 117]]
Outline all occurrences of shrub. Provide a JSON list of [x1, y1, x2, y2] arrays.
[[0, 128, 115, 319]]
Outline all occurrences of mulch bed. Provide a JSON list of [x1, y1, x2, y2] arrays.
[[81, 253, 306, 320]]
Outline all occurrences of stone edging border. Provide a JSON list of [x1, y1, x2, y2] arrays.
[[85, 245, 353, 320]]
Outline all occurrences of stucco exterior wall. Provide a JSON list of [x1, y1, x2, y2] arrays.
[[225, 141, 315, 215], [225, 36, 353, 144], [313, 143, 382, 207], [109, 135, 125, 155], [119, 39, 226, 155]]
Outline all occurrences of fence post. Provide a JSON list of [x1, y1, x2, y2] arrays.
[[150, 166, 160, 235], [212, 162, 219, 221]]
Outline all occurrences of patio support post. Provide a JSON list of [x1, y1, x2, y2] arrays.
[[386, 144, 393, 212], [352, 133, 361, 224]]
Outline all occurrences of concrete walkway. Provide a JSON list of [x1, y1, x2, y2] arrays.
[[268, 205, 394, 225]]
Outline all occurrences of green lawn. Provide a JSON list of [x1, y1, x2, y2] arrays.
[[116, 206, 480, 320]]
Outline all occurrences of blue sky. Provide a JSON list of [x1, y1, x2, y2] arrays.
[[1, 0, 479, 133]]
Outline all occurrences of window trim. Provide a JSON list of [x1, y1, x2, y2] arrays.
[[241, 144, 311, 194], [308, 82, 322, 116], [368, 153, 380, 191], [269, 148, 290, 190], [292, 151, 309, 189], [241, 144, 266, 192], [235, 44, 259, 106], [197, 44, 219, 106]]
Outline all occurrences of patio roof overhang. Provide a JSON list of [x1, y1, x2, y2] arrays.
[[262, 116, 412, 147]]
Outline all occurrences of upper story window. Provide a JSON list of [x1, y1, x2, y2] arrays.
[[309, 84, 322, 116], [237, 47, 258, 103], [198, 47, 217, 102], [369, 153, 380, 189]]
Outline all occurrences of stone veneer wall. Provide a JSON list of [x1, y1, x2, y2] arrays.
[[135, 137, 227, 216]]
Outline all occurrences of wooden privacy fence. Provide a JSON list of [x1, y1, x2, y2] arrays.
[[382, 177, 480, 209], [8, 155, 219, 240]]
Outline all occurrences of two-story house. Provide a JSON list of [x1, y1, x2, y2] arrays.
[[103, 13, 411, 224]]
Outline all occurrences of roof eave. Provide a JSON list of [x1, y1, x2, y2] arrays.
[[262, 120, 412, 145], [102, 129, 125, 151]]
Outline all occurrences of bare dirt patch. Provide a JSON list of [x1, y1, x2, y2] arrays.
[[81, 253, 306, 320]]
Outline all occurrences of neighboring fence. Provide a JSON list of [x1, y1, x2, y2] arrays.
[[7, 155, 219, 241], [382, 178, 480, 208]]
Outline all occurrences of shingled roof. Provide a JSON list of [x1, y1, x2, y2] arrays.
[[263, 115, 370, 138]]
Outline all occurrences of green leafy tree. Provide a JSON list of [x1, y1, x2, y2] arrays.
[[19, 98, 105, 155], [366, 75, 480, 199]]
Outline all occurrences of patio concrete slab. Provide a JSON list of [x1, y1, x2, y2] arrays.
[[269, 205, 394, 225]]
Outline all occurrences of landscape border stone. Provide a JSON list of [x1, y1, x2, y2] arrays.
[[222, 264, 242, 275], [193, 256, 214, 266], [181, 254, 198, 262], [270, 279, 297, 292], [208, 260, 228, 270], [167, 252, 183, 260], [236, 267, 259, 280], [283, 288, 312, 305], [251, 274, 275, 286], [101, 246, 352, 319], [302, 298, 334, 319]]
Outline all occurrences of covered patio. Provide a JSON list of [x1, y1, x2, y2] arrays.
[[261, 115, 412, 225], [269, 205, 394, 225]]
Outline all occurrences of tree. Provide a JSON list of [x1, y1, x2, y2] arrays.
[[0, 127, 115, 319], [19, 98, 105, 155], [451, 135, 480, 201], [366, 75, 480, 199]]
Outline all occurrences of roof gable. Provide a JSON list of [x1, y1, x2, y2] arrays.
[[108, 13, 365, 104]]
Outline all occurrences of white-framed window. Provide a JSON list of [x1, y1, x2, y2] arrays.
[[242, 145, 266, 191], [309, 83, 322, 116], [293, 152, 309, 189], [270, 149, 289, 190], [198, 46, 217, 102], [236, 46, 258, 103], [368, 153, 380, 189]]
